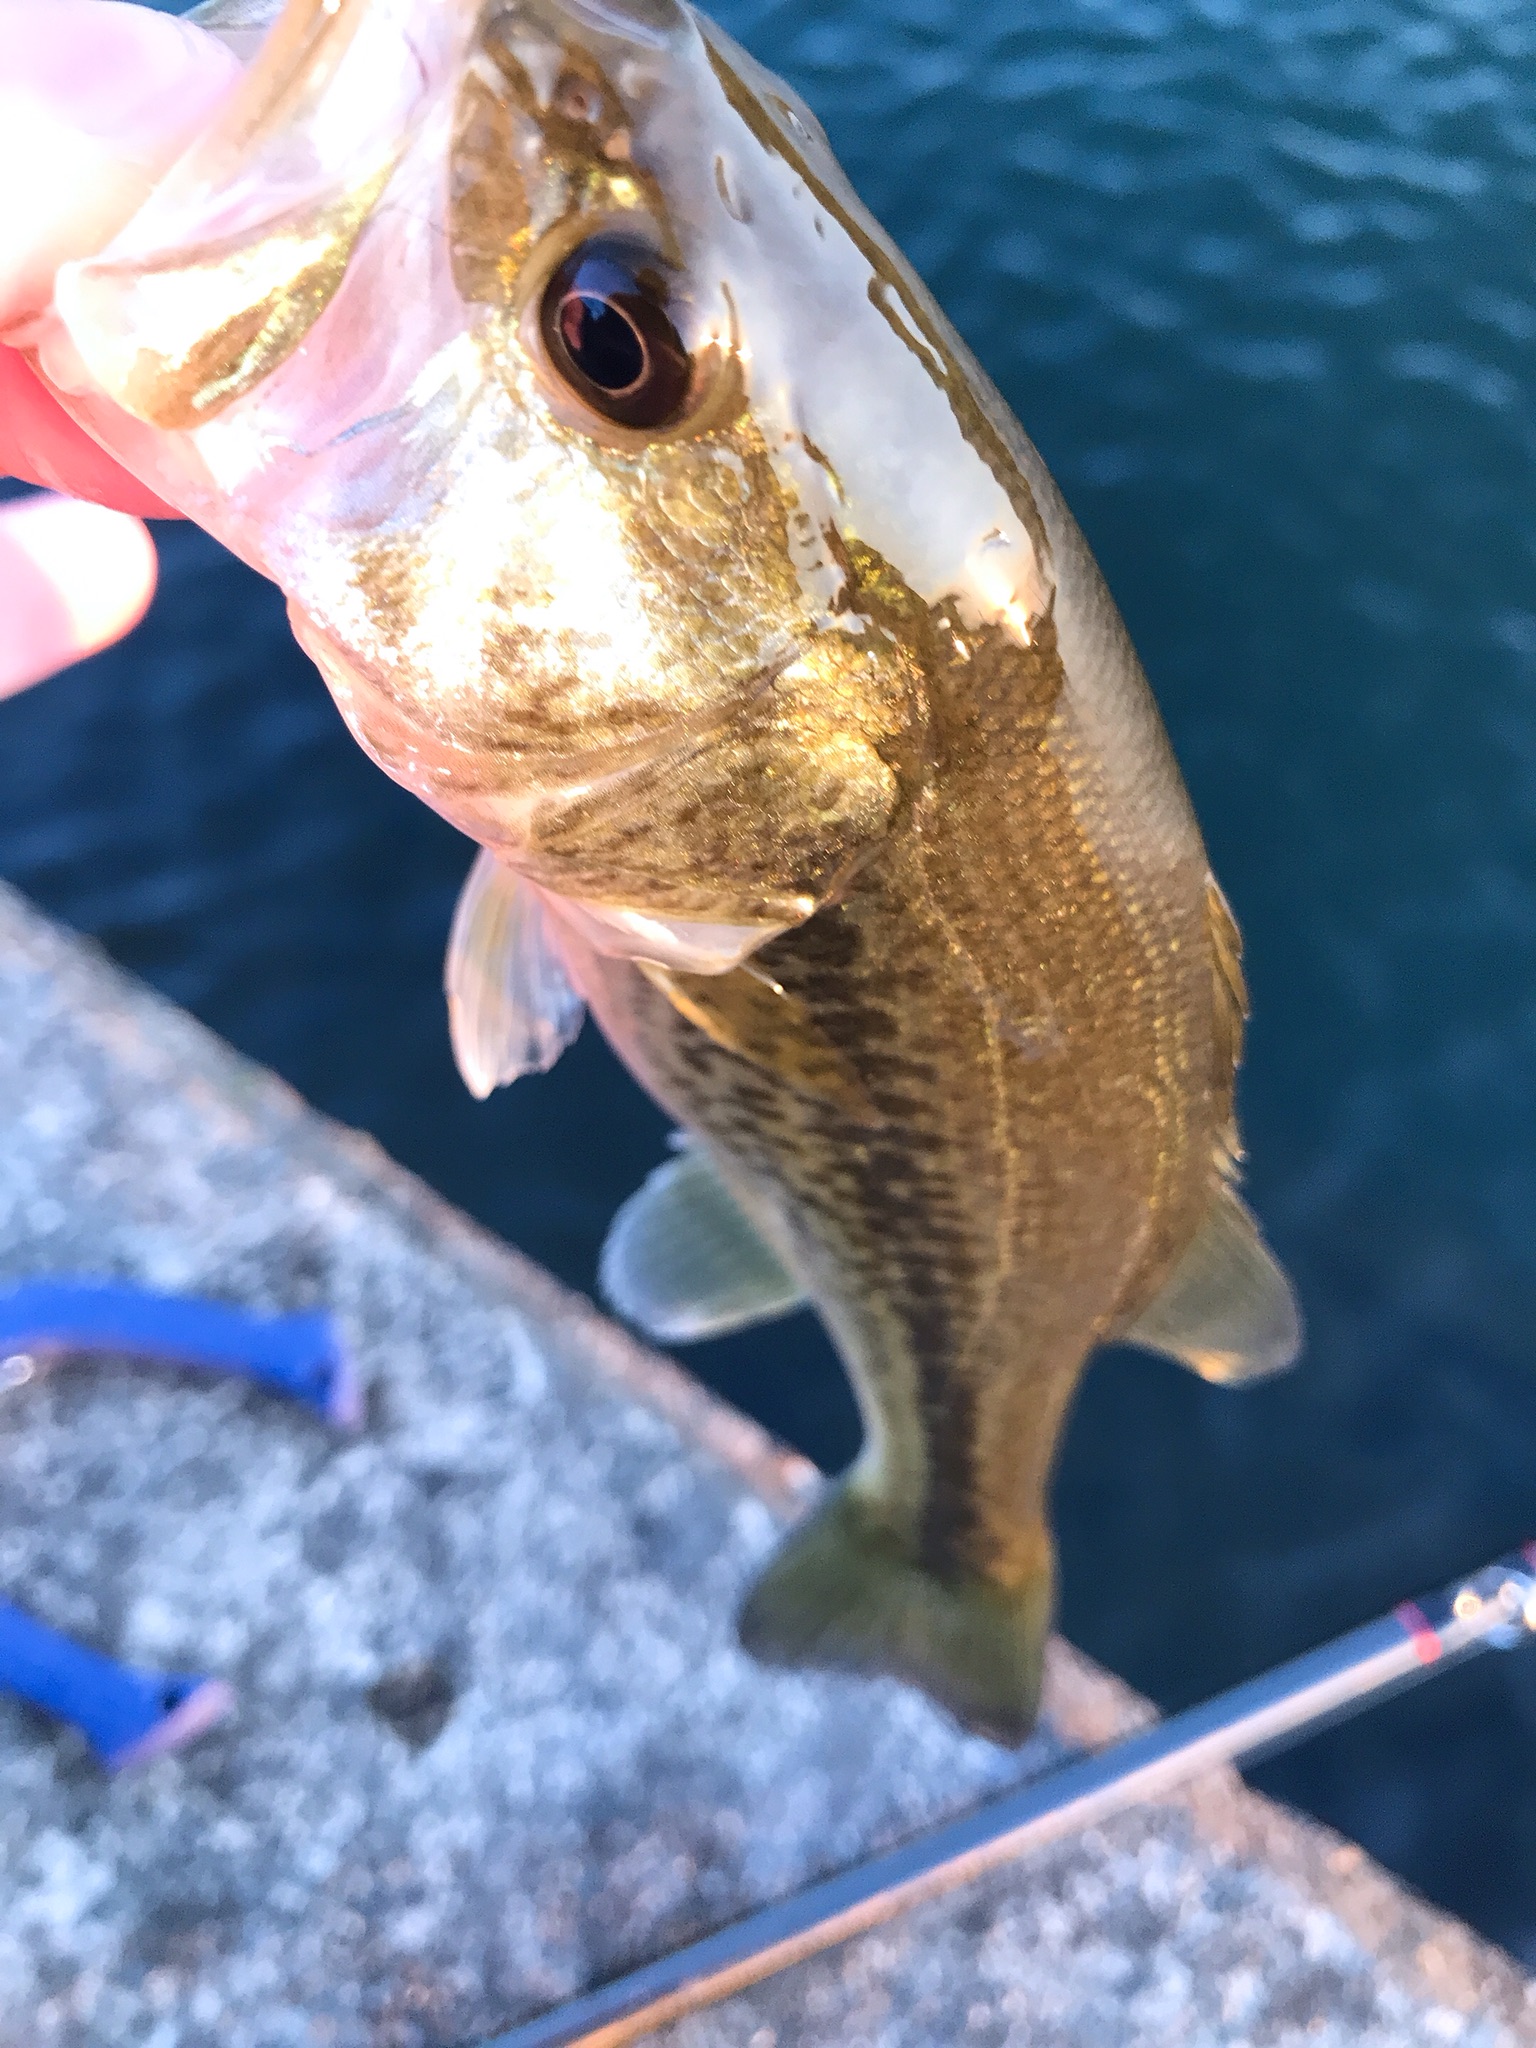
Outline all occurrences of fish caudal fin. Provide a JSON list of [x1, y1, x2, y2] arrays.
[[1119, 1180, 1302, 1385], [738, 1485, 1052, 1746], [599, 1144, 807, 1343]]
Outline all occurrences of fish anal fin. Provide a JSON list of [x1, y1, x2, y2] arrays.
[[640, 960, 882, 1125], [1120, 1181, 1302, 1386], [738, 1484, 1053, 1747], [599, 1146, 806, 1344]]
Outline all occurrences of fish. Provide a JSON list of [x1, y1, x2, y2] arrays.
[[28, 0, 1301, 1743]]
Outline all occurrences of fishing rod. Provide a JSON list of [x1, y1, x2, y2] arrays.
[[489, 1543, 1536, 2048]]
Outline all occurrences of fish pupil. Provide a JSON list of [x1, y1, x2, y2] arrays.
[[540, 238, 693, 430], [559, 291, 645, 394]]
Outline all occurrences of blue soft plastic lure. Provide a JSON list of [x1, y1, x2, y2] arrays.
[[0, 1280, 362, 1429], [0, 1278, 356, 1771], [0, 1601, 235, 1773]]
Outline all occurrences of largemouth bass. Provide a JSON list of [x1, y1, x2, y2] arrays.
[[28, 0, 1300, 1741]]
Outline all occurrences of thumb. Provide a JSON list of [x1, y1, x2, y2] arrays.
[[0, 0, 240, 333]]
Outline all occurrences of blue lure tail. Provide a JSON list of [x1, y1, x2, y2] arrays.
[[0, 1601, 234, 1772], [0, 1280, 362, 1429]]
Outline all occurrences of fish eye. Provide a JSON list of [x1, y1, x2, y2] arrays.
[[538, 237, 693, 432]]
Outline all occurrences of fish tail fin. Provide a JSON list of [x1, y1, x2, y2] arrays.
[[737, 1484, 1052, 1747]]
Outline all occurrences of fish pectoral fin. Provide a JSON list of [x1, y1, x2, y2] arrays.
[[1118, 1181, 1302, 1386], [599, 1145, 806, 1344], [738, 1485, 1053, 1748], [445, 850, 585, 1100]]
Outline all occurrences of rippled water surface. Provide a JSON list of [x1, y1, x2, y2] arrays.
[[6, 0, 1536, 1959]]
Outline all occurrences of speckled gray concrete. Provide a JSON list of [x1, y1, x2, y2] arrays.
[[0, 881, 1530, 2048]]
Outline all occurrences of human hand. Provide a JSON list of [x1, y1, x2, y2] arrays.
[[0, 0, 236, 693], [0, 490, 158, 697]]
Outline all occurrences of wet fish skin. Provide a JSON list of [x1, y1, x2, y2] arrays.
[[34, 0, 1299, 1741], [565, 540, 1237, 1740]]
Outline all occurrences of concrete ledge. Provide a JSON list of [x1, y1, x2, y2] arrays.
[[0, 881, 1529, 2047]]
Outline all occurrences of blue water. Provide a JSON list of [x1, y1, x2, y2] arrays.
[[5, 0, 1536, 1958]]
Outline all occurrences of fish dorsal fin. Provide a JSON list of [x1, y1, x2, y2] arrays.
[[445, 851, 585, 1099], [1119, 1181, 1302, 1386], [599, 1145, 806, 1343]]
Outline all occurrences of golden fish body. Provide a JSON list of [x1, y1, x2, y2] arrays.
[[572, 558, 1247, 1740], [35, 0, 1300, 1739]]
